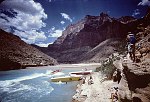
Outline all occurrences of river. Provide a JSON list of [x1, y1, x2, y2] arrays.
[[0, 64, 100, 102]]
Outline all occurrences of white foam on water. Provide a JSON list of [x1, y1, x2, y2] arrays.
[[0, 70, 65, 89], [43, 71, 65, 78], [14, 73, 46, 81], [0, 73, 45, 87], [41, 81, 54, 94], [0, 78, 37, 93], [53, 81, 65, 85], [0, 70, 54, 86], [51, 72, 65, 77], [0, 70, 55, 92], [45, 70, 53, 75], [8, 83, 35, 93], [0, 81, 54, 102], [0, 69, 65, 101], [0, 80, 54, 101]]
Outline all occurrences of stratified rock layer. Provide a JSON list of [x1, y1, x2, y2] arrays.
[[0, 29, 57, 71], [44, 12, 133, 63], [36, 9, 150, 64]]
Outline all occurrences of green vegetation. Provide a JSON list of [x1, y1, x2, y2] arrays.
[[95, 54, 120, 79]]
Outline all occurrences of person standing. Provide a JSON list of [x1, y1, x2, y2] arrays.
[[116, 69, 121, 84], [127, 33, 136, 62]]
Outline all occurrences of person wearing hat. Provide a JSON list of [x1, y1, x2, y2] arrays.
[[127, 32, 136, 62]]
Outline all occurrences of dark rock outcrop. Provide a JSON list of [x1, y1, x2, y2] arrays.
[[123, 62, 150, 91], [122, 25, 150, 102], [49, 12, 128, 51], [37, 9, 150, 63], [118, 16, 136, 24], [46, 38, 125, 63], [45, 12, 133, 63], [77, 38, 126, 63], [121, 59, 150, 102], [113, 24, 150, 102], [0, 29, 57, 71]]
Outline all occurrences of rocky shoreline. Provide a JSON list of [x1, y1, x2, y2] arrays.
[[72, 51, 150, 102], [72, 72, 119, 102]]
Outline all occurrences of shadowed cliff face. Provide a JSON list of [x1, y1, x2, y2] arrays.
[[48, 12, 130, 51], [43, 12, 135, 63], [37, 10, 150, 63], [0, 29, 57, 71], [114, 24, 150, 102]]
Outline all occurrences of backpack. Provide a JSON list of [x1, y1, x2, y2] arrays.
[[129, 36, 136, 44]]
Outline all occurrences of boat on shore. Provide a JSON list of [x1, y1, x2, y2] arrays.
[[69, 70, 92, 75], [51, 75, 82, 82]]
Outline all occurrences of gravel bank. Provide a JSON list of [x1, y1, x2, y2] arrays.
[[72, 72, 119, 102]]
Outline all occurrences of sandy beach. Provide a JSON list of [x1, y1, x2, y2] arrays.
[[72, 72, 119, 102], [27, 63, 119, 102], [26, 63, 101, 71], [55, 63, 101, 69]]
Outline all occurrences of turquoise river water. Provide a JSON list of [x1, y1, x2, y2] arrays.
[[0, 65, 87, 102]]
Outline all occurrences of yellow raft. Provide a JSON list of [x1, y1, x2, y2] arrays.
[[51, 75, 82, 82]]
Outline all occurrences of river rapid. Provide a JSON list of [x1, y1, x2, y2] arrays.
[[0, 64, 100, 102]]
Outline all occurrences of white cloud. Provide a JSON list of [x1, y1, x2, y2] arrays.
[[14, 30, 47, 44], [138, 0, 150, 6], [48, 27, 63, 37], [36, 42, 52, 47], [0, 0, 48, 44], [47, 0, 55, 2], [48, 0, 52, 2], [60, 13, 72, 22], [132, 9, 140, 17], [49, 29, 63, 37], [60, 21, 65, 24], [1, 0, 47, 18], [51, 26, 55, 30]]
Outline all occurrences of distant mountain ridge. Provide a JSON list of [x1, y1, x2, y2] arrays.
[[35, 12, 139, 63], [6, 9, 149, 64], [42, 10, 150, 63], [0, 29, 57, 71], [48, 12, 130, 51]]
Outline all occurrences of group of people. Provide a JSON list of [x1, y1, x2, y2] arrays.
[[110, 87, 119, 102], [88, 76, 94, 85], [110, 32, 136, 102], [111, 69, 121, 102]]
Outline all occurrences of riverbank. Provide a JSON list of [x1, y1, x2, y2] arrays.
[[53, 63, 101, 69], [0, 63, 102, 102], [26, 63, 101, 71], [72, 72, 119, 102], [0, 65, 86, 102]]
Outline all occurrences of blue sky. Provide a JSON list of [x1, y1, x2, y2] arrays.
[[0, 0, 149, 47]]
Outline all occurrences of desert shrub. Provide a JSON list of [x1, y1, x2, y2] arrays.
[[95, 57, 116, 79]]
